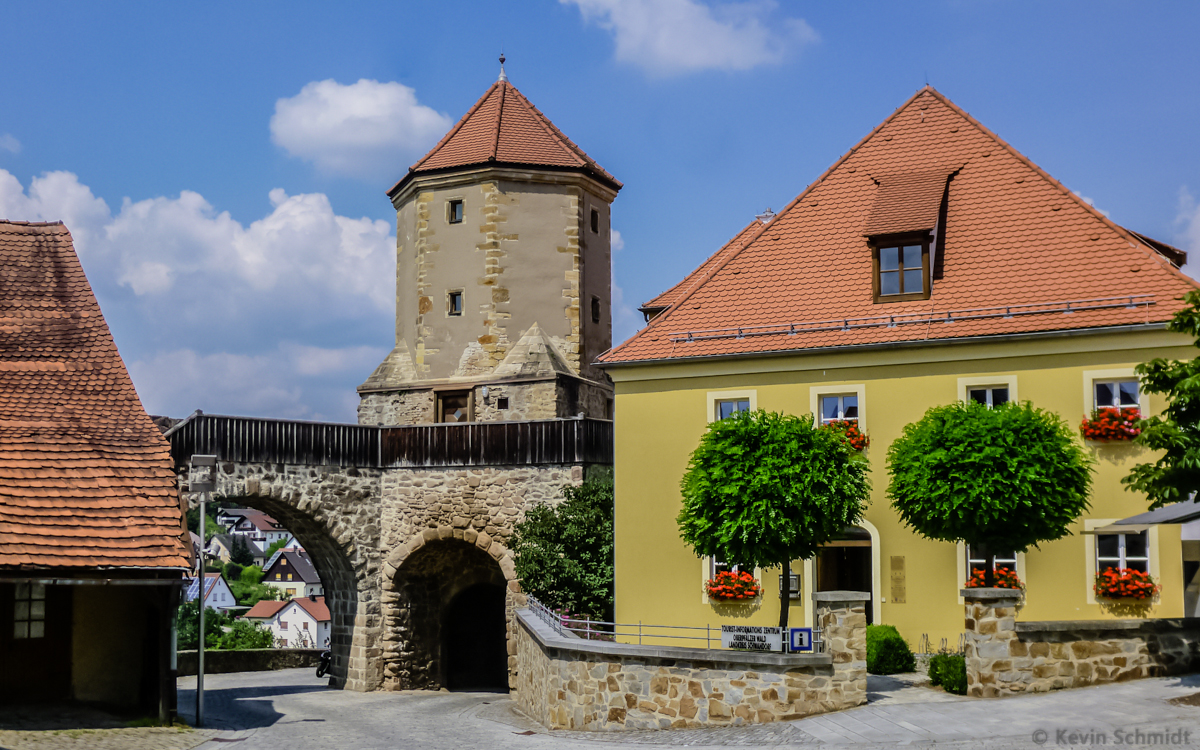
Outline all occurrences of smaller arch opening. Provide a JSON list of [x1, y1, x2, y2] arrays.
[[443, 582, 509, 691]]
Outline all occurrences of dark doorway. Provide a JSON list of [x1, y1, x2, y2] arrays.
[[443, 582, 508, 691], [816, 527, 874, 624]]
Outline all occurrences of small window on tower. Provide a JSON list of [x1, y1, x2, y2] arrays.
[[591, 296, 601, 323], [497, 397, 510, 410], [590, 208, 599, 233], [448, 200, 464, 224], [447, 291, 463, 317]]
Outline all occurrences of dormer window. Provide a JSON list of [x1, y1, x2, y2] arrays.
[[872, 234, 930, 302]]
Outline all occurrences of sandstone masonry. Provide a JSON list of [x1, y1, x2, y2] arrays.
[[963, 588, 1200, 697], [514, 592, 868, 731]]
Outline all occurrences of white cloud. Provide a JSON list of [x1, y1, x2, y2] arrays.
[[1074, 192, 1111, 218], [271, 79, 452, 178], [128, 343, 389, 421], [0, 134, 19, 154], [0, 169, 397, 421], [1177, 188, 1200, 281], [611, 228, 625, 252], [563, 0, 817, 76]]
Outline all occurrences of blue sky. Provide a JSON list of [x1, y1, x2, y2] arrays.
[[2, 1, 1199, 422]]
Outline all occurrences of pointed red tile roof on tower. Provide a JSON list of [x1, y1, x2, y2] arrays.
[[0, 221, 189, 570], [389, 80, 621, 198], [601, 87, 1197, 365]]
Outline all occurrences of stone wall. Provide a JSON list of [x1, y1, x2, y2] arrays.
[[176, 648, 323, 676], [514, 592, 868, 731], [963, 589, 1200, 697], [358, 389, 435, 426], [359, 378, 612, 426]]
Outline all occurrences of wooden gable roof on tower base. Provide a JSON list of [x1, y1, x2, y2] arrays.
[[0, 221, 189, 570], [601, 87, 1197, 366]]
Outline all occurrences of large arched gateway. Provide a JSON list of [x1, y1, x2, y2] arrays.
[[168, 412, 610, 693]]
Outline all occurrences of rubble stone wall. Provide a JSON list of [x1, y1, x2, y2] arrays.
[[963, 589, 1200, 697], [514, 594, 868, 731]]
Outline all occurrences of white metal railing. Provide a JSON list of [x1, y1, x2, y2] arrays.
[[668, 295, 1156, 344], [525, 595, 824, 653]]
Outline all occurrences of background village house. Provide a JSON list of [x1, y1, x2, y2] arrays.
[[263, 548, 324, 599], [245, 595, 331, 648]]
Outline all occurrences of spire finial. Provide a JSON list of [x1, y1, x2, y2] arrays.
[[498, 53, 508, 83]]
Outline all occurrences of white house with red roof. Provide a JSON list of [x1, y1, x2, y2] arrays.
[[244, 595, 330, 648], [183, 572, 238, 612]]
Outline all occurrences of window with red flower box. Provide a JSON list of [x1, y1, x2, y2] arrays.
[[819, 419, 870, 451], [1094, 567, 1159, 601], [704, 570, 762, 602]]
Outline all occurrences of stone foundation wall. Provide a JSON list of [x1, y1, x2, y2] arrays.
[[358, 390, 435, 425], [514, 593, 868, 731], [963, 589, 1200, 697]]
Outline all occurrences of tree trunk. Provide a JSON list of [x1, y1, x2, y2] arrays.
[[778, 562, 791, 650], [984, 546, 996, 588]]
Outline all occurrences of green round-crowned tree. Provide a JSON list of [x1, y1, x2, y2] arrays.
[[678, 409, 871, 630], [887, 401, 1093, 586]]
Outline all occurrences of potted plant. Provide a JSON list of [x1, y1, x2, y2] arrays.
[[704, 570, 763, 602], [820, 419, 870, 451], [963, 567, 1024, 593], [1094, 567, 1159, 617], [1080, 407, 1141, 442]]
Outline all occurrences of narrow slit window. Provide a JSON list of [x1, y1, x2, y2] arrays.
[[590, 208, 599, 233], [591, 295, 601, 324], [448, 200, 464, 224]]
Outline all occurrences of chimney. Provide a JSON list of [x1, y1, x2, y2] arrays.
[[309, 593, 317, 602]]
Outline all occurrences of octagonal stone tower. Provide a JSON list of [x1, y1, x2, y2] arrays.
[[358, 66, 622, 426]]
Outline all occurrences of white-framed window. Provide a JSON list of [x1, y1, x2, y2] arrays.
[[810, 384, 866, 431], [1083, 368, 1149, 415], [1094, 380, 1140, 411], [13, 582, 46, 639], [715, 398, 750, 421], [1096, 531, 1150, 574], [710, 557, 747, 578], [1083, 519, 1159, 604], [820, 394, 859, 423], [967, 386, 1010, 408], [966, 545, 1017, 575], [707, 390, 757, 423]]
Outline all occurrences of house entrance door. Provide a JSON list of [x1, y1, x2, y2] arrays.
[[816, 527, 873, 624]]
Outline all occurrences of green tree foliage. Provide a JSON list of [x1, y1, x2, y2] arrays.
[[230, 536, 255, 566], [176, 600, 274, 650], [1125, 290, 1200, 508], [887, 401, 1093, 584], [512, 478, 614, 620], [229, 564, 281, 607], [224, 563, 244, 581], [265, 538, 290, 560], [677, 409, 871, 629], [186, 508, 223, 542]]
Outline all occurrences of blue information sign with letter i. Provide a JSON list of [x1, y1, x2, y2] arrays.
[[789, 628, 813, 652]]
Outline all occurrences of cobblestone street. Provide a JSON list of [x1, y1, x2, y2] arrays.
[[168, 668, 1200, 750]]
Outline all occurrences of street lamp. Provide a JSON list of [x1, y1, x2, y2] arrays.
[[189, 455, 217, 727]]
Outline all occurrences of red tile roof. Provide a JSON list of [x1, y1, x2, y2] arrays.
[[602, 87, 1197, 365], [243, 599, 287, 619], [0, 221, 189, 570], [389, 80, 621, 197], [292, 595, 329, 622], [640, 219, 766, 315]]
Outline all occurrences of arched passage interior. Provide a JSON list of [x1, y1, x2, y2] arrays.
[[390, 539, 509, 690]]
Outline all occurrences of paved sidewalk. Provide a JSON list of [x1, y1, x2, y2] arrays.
[[0, 703, 215, 750], [177, 668, 1200, 750]]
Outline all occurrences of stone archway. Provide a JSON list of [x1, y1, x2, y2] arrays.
[[207, 463, 385, 692], [381, 528, 521, 690]]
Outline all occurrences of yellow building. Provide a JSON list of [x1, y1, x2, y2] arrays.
[[598, 87, 1199, 648]]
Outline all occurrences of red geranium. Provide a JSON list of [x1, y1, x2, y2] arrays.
[[963, 567, 1024, 590], [1094, 568, 1159, 601], [820, 420, 870, 451], [705, 570, 762, 601], [1080, 407, 1141, 442]]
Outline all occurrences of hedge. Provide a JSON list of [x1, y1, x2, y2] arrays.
[[866, 624, 916, 675]]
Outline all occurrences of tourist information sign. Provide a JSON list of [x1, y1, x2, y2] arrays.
[[721, 624, 782, 651]]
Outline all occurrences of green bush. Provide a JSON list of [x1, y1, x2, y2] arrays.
[[928, 652, 967, 694], [866, 624, 916, 674]]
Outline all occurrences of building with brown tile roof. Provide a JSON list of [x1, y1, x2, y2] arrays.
[[602, 86, 1194, 366], [601, 88, 1200, 656], [0, 220, 186, 717]]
